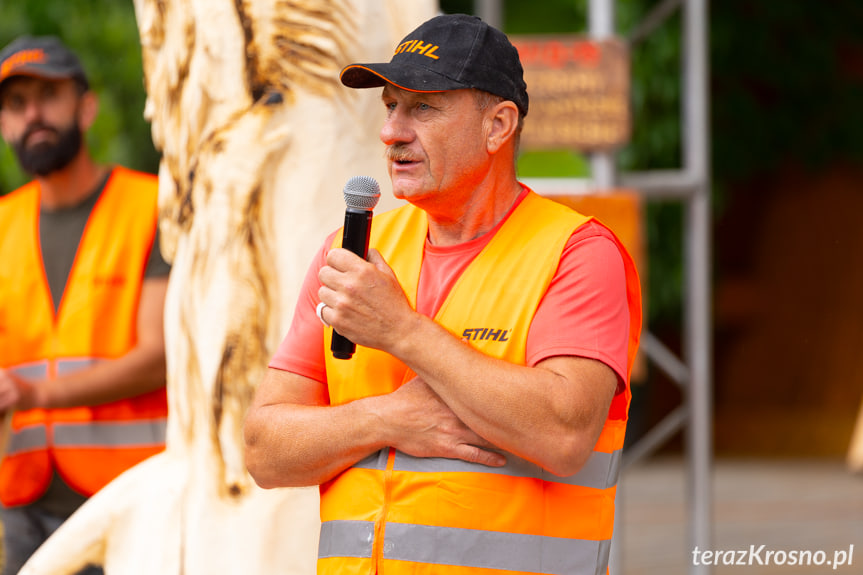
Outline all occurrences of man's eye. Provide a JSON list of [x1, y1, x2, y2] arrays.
[[417, 103, 430, 111], [2, 96, 24, 112], [33, 84, 60, 103]]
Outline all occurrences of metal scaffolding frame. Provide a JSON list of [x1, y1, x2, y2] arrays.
[[477, 1, 713, 573]]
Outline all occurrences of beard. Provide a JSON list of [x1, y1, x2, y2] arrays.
[[11, 121, 83, 176]]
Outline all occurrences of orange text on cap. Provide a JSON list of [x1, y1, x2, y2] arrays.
[[1, 49, 47, 79]]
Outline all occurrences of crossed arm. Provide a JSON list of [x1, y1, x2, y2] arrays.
[[243, 248, 618, 489]]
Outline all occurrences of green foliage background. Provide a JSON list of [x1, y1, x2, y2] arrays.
[[0, 0, 159, 194], [711, 1, 863, 179]]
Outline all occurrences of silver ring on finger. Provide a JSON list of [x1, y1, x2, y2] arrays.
[[316, 301, 331, 327]]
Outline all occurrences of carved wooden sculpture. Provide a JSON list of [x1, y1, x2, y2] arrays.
[[19, 1, 436, 573]]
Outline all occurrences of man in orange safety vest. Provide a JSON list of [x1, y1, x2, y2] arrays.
[[245, 14, 641, 575], [0, 35, 170, 575]]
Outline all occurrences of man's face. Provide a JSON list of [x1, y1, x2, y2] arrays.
[[380, 84, 490, 214], [0, 76, 84, 176]]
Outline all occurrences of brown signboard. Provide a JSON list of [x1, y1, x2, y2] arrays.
[[511, 36, 631, 151]]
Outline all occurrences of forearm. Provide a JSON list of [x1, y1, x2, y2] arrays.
[[37, 344, 166, 409], [392, 314, 612, 476], [244, 364, 509, 488], [244, 393, 387, 489]]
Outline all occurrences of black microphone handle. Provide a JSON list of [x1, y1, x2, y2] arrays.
[[331, 207, 373, 359]]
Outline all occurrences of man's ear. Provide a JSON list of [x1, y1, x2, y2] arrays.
[[486, 101, 519, 154], [78, 91, 99, 132]]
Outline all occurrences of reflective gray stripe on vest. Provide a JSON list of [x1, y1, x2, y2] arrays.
[[7, 358, 96, 379], [319, 519, 610, 575], [318, 520, 374, 559], [353, 449, 390, 471], [9, 362, 49, 381], [56, 358, 99, 375], [7, 425, 48, 455], [364, 448, 622, 490], [52, 419, 167, 448]]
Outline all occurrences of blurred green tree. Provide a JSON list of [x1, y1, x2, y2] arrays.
[[711, 1, 863, 180], [0, 0, 159, 195]]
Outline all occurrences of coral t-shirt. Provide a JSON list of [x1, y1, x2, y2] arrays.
[[270, 191, 631, 387]]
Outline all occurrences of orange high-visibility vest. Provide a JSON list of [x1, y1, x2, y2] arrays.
[[320, 191, 642, 575], [0, 167, 168, 507]]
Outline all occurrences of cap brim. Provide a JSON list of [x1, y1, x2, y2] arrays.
[[0, 65, 81, 87], [340, 63, 469, 94]]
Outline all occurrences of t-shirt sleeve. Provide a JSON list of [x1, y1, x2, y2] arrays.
[[268, 232, 338, 383], [525, 220, 631, 385]]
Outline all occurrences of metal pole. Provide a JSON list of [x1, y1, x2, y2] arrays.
[[588, 0, 616, 191], [475, 0, 503, 29], [587, 0, 621, 570], [589, 0, 615, 46], [588, 5, 631, 574], [682, 0, 713, 573]]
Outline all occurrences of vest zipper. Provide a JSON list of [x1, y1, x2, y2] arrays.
[[372, 446, 397, 574]]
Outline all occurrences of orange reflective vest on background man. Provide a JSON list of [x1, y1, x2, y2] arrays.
[[320, 191, 642, 575], [0, 167, 168, 507]]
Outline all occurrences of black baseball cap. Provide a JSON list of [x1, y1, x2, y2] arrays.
[[340, 14, 528, 116], [0, 36, 89, 93]]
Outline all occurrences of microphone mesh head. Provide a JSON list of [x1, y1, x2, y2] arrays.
[[343, 176, 381, 210]]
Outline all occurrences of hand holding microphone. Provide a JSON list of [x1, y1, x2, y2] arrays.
[[329, 176, 381, 360]]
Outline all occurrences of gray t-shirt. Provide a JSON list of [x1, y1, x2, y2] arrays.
[[36, 168, 169, 517]]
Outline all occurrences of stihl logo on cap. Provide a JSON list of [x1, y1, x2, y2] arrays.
[[1, 49, 46, 79], [394, 40, 440, 60]]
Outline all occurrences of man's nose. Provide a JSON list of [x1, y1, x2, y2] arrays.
[[21, 98, 44, 124], [380, 110, 412, 146]]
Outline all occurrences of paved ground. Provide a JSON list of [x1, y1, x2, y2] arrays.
[[614, 457, 862, 574], [2, 457, 857, 574]]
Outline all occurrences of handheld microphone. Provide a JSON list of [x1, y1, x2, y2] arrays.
[[331, 176, 381, 360]]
